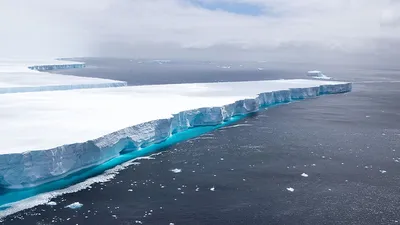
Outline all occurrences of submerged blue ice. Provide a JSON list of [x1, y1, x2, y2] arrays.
[[0, 82, 352, 190], [0, 115, 246, 210]]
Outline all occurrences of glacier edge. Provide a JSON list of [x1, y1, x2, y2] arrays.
[[0, 82, 352, 189], [0, 60, 127, 94]]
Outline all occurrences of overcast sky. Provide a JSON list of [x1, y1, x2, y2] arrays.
[[1, 0, 400, 66]]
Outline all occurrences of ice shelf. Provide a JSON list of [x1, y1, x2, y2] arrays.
[[0, 59, 127, 94], [0, 79, 351, 188]]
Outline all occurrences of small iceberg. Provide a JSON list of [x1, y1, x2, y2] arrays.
[[301, 173, 309, 178], [46, 201, 57, 206], [307, 71, 331, 80], [65, 202, 83, 209], [286, 187, 295, 192], [170, 168, 182, 173]]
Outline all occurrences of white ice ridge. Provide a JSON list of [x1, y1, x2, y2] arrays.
[[0, 79, 351, 188], [0, 59, 127, 94]]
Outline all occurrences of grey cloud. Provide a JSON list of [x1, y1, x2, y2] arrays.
[[1, 0, 400, 67]]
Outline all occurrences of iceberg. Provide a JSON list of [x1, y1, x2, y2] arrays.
[[65, 202, 83, 209], [307, 70, 332, 80], [0, 79, 351, 189], [0, 59, 127, 94]]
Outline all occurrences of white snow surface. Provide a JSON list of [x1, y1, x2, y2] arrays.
[[0, 59, 127, 94], [0, 79, 351, 188]]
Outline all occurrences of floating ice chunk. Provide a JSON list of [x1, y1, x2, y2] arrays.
[[301, 173, 309, 178], [135, 220, 143, 224], [46, 201, 57, 206], [379, 170, 387, 174], [65, 202, 83, 209], [210, 187, 215, 191], [170, 169, 182, 173], [286, 187, 295, 192]]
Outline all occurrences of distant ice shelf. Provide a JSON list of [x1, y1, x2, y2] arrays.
[[0, 59, 127, 94], [0, 79, 351, 189]]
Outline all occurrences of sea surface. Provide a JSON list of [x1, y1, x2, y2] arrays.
[[2, 58, 400, 225]]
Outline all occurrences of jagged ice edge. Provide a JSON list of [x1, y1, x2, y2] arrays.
[[0, 82, 352, 189]]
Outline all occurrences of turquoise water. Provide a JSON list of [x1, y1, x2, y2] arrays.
[[0, 84, 351, 210], [0, 114, 249, 208]]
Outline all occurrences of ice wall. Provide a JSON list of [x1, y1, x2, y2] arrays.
[[27, 63, 85, 71], [0, 82, 351, 189]]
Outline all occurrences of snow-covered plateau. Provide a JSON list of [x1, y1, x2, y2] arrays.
[[0, 59, 127, 94]]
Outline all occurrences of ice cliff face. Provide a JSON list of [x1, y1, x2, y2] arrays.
[[28, 63, 85, 71], [0, 82, 352, 189]]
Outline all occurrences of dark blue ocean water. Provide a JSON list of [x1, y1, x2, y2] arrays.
[[2, 59, 400, 225]]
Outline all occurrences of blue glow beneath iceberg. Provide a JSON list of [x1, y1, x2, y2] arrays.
[[0, 81, 353, 210], [0, 114, 245, 207], [0, 82, 352, 191]]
